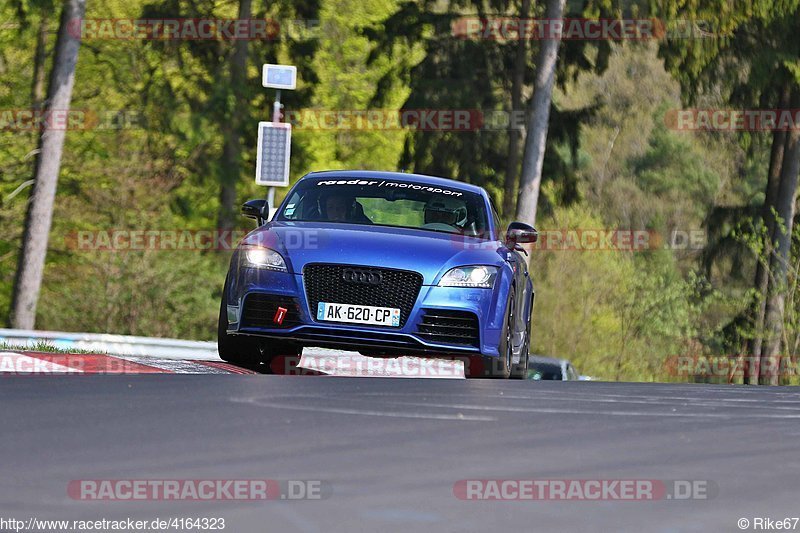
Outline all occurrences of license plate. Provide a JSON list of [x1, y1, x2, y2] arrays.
[[317, 302, 401, 327]]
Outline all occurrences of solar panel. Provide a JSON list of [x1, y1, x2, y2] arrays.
[[262, 64, 297, 90], [255, 121, 291, 186]]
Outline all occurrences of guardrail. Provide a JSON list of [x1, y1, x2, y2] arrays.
[[0, 328, 219, 360]]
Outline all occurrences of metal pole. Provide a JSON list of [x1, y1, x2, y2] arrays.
[[266, 89, 283, 214], [272, 89, 282, 123]]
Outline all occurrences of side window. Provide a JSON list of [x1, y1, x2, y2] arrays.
[[280, 192, 301, 220]]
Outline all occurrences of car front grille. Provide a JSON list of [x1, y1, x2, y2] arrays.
[[240, 294, 302, 329], [416, 309, 480, 347], [303, 263, 423, 328]]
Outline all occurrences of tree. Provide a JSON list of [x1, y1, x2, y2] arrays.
[[515, 0, 565, 227], [501, 0, 531, 218], [750, 83, 790, 382], [30, 1, 52, 108], [657, 0, 800, 384], [761, 103, 800, 383], [139, 0, 321, 227], [218, 0, 252, 231], [6, 0, 53, 108], [366, 0, 609, 212], [10, 0, 85, 329]]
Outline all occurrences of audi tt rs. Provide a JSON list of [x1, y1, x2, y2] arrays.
[[218, 170, 537, 378]]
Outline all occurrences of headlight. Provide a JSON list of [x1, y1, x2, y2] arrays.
[[438, 266, 498, 288], [242, 247, 287, 271]]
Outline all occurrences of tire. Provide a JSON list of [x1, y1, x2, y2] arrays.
[[217, 281, 301, 373], [510, 314, 530, 380], [468, 290, 514, 379], [218, 291, 263, 369]]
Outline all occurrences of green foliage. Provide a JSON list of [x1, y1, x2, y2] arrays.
[[39, 250, 227, 339], [529, 204, 711, 381], [365, 0, 625, 206], [295, 0, 411, 177], [630, 122, 720, 224]]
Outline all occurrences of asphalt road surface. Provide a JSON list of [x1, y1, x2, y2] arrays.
[[1, 375, 799, 532]]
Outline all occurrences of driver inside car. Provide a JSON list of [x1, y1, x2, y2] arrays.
[[422, 197, 468, 232], [324, 194, 372, 224]]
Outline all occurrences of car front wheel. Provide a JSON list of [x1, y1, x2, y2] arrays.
[[218, 294, 263, 369], [510, 302, 530, 379], [468, 290, 514, 379], [217, 283, 301, 373]]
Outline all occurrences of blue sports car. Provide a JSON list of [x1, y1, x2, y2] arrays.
[[218, 170, 537, 378]]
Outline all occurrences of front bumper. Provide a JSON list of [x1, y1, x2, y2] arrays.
[[226, 267, 506, 357]]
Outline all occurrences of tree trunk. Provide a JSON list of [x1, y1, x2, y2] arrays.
[[515, 0, 566, 227], [501, 0, 532, 219], [761, 89, 800, 385], [748, 84, 790, 384], [10, 0, 86, 329], [217, 0, 252, 231], [32, 11, 50, 108]]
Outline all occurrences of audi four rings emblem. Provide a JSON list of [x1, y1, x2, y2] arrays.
[[342, 268, 383, 285]]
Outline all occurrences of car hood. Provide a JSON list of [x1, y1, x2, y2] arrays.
[[241, 221, 505, 285]]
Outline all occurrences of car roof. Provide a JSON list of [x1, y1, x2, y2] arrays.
[[302, 170, 487, 196]]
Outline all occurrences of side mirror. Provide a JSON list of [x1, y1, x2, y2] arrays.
[[242, 199, 268, 225], [506, 221, 538, 247]]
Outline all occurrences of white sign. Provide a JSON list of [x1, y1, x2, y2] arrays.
[[255, 122, 291, 186], [262, 64, 297, 90]]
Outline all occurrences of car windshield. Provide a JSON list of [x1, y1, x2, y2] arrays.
[[277, 177, 492, 238]]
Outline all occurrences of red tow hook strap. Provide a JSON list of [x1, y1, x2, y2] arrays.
[[273, 306, 288, 325]]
